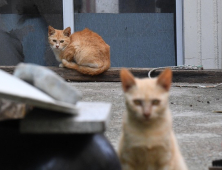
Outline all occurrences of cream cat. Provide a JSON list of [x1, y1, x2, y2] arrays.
[[118, 68, 188, 170], [48, 26, 110, 75]]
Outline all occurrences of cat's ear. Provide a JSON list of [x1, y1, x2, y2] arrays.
[[63, 27, 71, 37], [157, 68, 172, 91], [120, 68, 136, 92], [48, 25, 55, 36]]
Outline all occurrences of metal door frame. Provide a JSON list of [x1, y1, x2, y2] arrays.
[[63, 0, 75, 33]]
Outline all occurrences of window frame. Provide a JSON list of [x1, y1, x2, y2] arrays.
[[62, 0, 184, 66]]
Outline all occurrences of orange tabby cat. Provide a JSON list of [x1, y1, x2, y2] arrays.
[[118, 68, 188, 170], [48, 26, 110, 75]]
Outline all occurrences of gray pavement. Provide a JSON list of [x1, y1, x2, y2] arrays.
[[70, 82, 222, 170]]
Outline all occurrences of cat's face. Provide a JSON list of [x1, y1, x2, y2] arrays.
[[120, 68, 172, 123], [48, 26, 71, 51]]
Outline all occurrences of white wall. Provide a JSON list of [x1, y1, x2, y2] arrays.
[[183, 0, 222, 69]]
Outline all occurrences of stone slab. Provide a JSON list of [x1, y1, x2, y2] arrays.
[[20, 102, 112, 134], [0, 70, 78, 115]]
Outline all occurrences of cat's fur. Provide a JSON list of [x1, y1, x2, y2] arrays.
[[48, 26, 110, 75], [118, 68, 188, 170]]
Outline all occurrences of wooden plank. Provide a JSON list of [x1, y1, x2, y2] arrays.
[[0, 66, 151, 82], [1, 66, 222, 83], [209, 167, 222, 170], [49, 67, 152, 82]]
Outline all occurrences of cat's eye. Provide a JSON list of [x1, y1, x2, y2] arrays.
[[60, 40, 64, 43], [152, 99, 160, 105], [53, 40, 56, 42], [133, 99, 142, 106]]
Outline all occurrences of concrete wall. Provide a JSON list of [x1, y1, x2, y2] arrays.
[[183, 0, 222, 69]]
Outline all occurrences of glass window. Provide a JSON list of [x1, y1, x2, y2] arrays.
[[0, 0, 179, 68], [0, 0, 63, 66], [73, 0, 177, 67]]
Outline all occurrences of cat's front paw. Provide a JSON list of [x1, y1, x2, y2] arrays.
[[62, 59, 68, 64], [59, 63, 64, 68]]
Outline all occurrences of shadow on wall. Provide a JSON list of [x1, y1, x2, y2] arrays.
[[0, 0, 64, 66]]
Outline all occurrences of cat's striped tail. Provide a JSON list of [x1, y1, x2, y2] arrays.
[[62, 59, 110, 76]]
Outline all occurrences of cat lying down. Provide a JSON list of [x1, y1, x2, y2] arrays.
[[118, 68, 188, 170], [48, 26, 110, 76]]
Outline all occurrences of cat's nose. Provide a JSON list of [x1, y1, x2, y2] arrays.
[[56, 45, 59, 48], [143, 113, 151, 119]]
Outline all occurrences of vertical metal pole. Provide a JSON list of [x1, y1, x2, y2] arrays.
[[176, 0, 184, 65], [63, 0, 75, 33]]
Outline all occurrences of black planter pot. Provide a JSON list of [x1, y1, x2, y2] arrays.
[[0, 120, 121, 170]]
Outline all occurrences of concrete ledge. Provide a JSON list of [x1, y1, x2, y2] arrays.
[[1, 66, 222, 83]]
